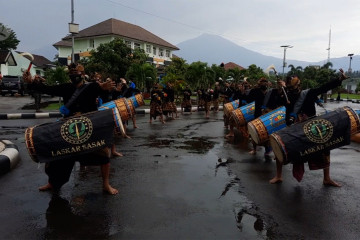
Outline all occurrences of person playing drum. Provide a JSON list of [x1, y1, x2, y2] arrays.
[[247, 78, 281, 158], [269, 69, 348, 186], [23, 63, 119, 195]]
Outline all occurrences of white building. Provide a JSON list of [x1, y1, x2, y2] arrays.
[[53, 18, 179, 67]]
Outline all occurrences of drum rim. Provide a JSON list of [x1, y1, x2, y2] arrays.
[[269, 133, 286, 164], [247, 122, 261, 145]]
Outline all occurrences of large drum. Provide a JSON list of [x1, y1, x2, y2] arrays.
[[224, 100, 240, 116], [128, 94, 145, 108], [25, 109, 115, 163], [230, 101, 255, 128], [97, 101, 126, 136], [270, 106, 360, 164], [248, 106, 286, 145], [99, 98, 135, 122]]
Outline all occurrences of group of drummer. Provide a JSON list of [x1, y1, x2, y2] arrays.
[[23, 63, 144, 195], [222, 69, 349, 187]]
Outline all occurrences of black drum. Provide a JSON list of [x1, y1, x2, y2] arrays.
[[25, 109, 115, 163], [270, 106, 360, 164]]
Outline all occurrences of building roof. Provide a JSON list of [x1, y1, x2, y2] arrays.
[[223, 62, 245, 70], [0, 50, 17, 66], [53, 40, 72, 48], [60, 18, 179, 50]]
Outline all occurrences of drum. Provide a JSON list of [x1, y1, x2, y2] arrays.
[[25, 109, 115, 163], [270, 106, 360, 164], [128, 94, 145, 108], [224, 100, 240, 116], [98, 102, 126, 136], [230, 101, 255, 128], [248, 106, 286, 145], [113, 98, 129, 121], [355, 109, 360, 117]]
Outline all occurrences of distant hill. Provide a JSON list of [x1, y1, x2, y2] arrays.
[[175, 34, 359, 72]]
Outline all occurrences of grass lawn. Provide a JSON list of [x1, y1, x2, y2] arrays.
[[43, 102, 61, 110], [330, 93, 360, 99]]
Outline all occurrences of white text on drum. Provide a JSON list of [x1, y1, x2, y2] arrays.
[[51, 140, 106, 157], [299, 136, 345, 157]]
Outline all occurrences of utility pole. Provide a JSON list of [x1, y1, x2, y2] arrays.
[[69, 0, 79, 64], [326, 27, 331, 63]]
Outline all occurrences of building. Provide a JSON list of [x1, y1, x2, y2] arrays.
[[0, 50, 17, 76], [53, 18, 179, 67], [0, 50, 53, 77]]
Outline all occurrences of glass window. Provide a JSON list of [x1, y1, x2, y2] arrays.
[[146, 44, 151, 53], [89, 39, 95, 48], [159, 48, 164, 57], [125, 40, 132, 48], [134, 42, 141, 50], [166, 50, 170, 58], [153, 46, 156, 55]]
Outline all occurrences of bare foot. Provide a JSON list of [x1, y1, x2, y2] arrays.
[[112, 151, 123, 157], [103, 185, 119, 195], [323, 179, 341, 187], [133, 125, 138, 128], [249, 150, 256, 155], [269, 177, 283, 184], [39, 183, 53, 191]]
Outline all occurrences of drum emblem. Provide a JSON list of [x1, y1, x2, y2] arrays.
[[303, 119, 333, 144], [247, 106, 255, 114], [61, 116, 93, 144]]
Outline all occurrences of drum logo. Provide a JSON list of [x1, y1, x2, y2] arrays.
[[270, 112, 285, 127], [247, 106, 255, 114], [61, 116, 93, 144], [303, 119, 333, 144]]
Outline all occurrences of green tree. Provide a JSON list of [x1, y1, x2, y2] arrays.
[[245, 64, 267, 85], [125, 62, 157, 92], [185, 61, 209, 89], [84, 38, 132, 80], [44, 66, 70, 85], [0, 23, 20, 50]]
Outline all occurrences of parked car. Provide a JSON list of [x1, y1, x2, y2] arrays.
[[0, 75, 25, 96]]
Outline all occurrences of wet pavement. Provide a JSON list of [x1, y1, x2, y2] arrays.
[[1, 95, 360, 239]]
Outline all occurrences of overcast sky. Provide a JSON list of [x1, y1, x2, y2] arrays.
[[1, 0, 360, 62]]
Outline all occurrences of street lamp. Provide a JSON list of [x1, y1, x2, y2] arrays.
[[280, 45, 293, 80], [69, 0, 79, 64], [348, 53, 354, 73], [347, 53, 354, 100]]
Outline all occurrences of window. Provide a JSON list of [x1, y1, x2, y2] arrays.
[[89, 39, 95, 48], [159, 48, 164, 57], [125, 40, 132, 48], [134, 42, 141, 50], [146, 44, 151, 53], [153, 46, 156, 55], [166, 50, 170, 58]]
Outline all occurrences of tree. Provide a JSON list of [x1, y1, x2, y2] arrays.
[[0, 23, 20, 50], [83, 38, 132, 80], [125, 62, 157, 92], [245, 64, 267, 85], [44, 66, 69, 85]]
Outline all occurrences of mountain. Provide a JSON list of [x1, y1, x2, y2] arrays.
[[175, 34, 359, 72]]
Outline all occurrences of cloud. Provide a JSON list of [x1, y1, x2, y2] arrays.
[[1, 0, 360, 62]]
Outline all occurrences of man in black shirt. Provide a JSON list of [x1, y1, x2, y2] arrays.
[[270, 70, 348, 186], [23, 64, 118, 194]]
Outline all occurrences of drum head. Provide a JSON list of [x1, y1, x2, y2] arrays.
[[248, 122, 260, 145], [269, 134, 285, 164]]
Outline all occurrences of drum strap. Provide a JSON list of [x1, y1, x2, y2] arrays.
[[292, 89, 310, 117]]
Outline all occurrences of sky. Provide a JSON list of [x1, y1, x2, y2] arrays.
[[1, 0, 360, 63]]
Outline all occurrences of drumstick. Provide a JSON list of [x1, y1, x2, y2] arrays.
[[20, 52, 34, 73], [266, 65, 290, 104]]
